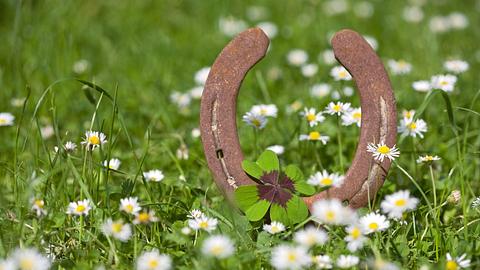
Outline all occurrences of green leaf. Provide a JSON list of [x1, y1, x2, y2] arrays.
[[242, 160, 263, 179], [294, 181, 316, 196], [234, 185, 259, 212], [286, 195, 309, 224], [284, 164, 303, 182], [256, 150, 279, 172], [245, 200, 270, 221], [270, 203, 289, 225]]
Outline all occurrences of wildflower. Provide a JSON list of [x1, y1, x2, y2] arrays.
[[448, 12, 469, 29], [194, 66, 211, 85], [344, 224, 367, 252], [447, 190, 461, 204], [402, 109, 415, 121], [310, 83, 331, 98], [242, 112, 267, 129], [11, 97, 26, 107], [103, 158, 121, 170], [73, 59, 89, 74], [323, 0, 348, 15], [201, 235, 235, 259], [257, 21, 278, 39], [368, 258, 400, 270], [299, 131, 329, 144], [398, 118, 427, 138], [312, 255, 333, 269], [12, 248, 51, 270], [81, 131, 107, 151], [412, 80, 431, 92], [471, 197, 480, 208], [343, 86, 354, 96], [263, 221, 286, 235], [136, 249, 172, 270], [307, 170, 344, 188], [40, 125, 54, 139], [380, 190, 419, 219], [143, 170, 165, 182], [120, 197, 141, 215], [444, 60, 469, 74], [301, 63, 318, 77], [293, 226, 328, 248], [367, 141, 400, 162], [286, 49, 308, 66], [354, 1, 374, 18], [364, 35, 378, 50], [191, 128, 201, 138], [188, 209, 205, 219], [218, 16, 247, 37], [64, 141, 77, 152], [188, 86, 203, 99], [102, 219, 132, 242], [324, 101, 351, 116], [359, 212, 390, 234], [429, 16, 451, 33], [181, 227, 192, 235], [300, 107, 325, 127], [330, 66, 352, 81], [286, 100, 303, 114], [403, 6, 424, 23], [320, 50, 336, 66], [134, 210, 159, 224], [31, 198, 47, 217], [267, 145, 285, 155], [188, 216, 218, 232], [312, 199, 357, 225], [66, 199, 92, 216], [270, 245, 311, 270], [341, 107, 361, 127], [170, 91, 191, 109], [0, 112, 15, 126], [445, 253, 471, 270], [336, 255, 359, 269], [431, 74, 457, 92], [417, 155, 441, 164], [0, 259, 15, 270], [251, 104, 278, 118], [176, 144, 189, 160], [388, 59, 412, 75]]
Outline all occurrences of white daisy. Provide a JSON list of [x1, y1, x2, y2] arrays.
[[181, 227, 192, 235], [403, 6, 424, 23], [102, 219, 132, 242], [218, 16, 247, 37], [0, 112, 15, 126], [412, 80, 431, 92], [312, 254, 333, 269], [299, 131, 330, 144], [103, 158, 121, 170], [402, 110, 415, 121], [380, 190, 419, 219], [66, 199, 92, 216], [188, 209, 205, 219], [194, 66, 211, 86], [359, 212, 390, 234], [191, 128, 201, 138], [267, 145, 285, 155], [286, 49, 308, 66], [201, 235, 235, 259], [417, 155, 441, 164], [398, 118, 428, 138], [64, 141, 77, 152], [176, 144, 189, 160], [188, 216, 218, 232], [263, 221, 286, 235], [136, 249, 172, 270], [300, 107, 325, 127], [336, 255, 359, 269], [364, 35, 378, 50], [307, 170, 344, 188], [354, 2, 374, 18], [446, 253, 471, 270], [11, 248, 51, 270], [343, 86, 354, 96], [431, 74, 457, 92], [120, 197, 141, 215], [444, 60, 469, 74], [387, 59, 412, 75], [40, 125, 54, 139], [344, 224, 367, 252], [31, 198, 47, 217], [170, 91, 191, 109], [143, 170, 165, 182], [330, 66, 352, 81], [293, 226, 328, 248], [301, 63, 318, 77], [310, 83, 331, 98], [320, 49, 336, 65], [324, 101, 351, 115], [81, 131, 107, 151], [270, 245, 311, 270], [134, 210, 159, 225], [366, 141, 400, 162], [429, 16, 451, 33], [472, 197, 480, 208], [312, 199, 357, 225], [11, 97, 26, 107], [448, 12, 469, 29], [73, 59, 89, 74], [286, 100, 303, 115], [0, 259, 15, 270], [341, 107, 361, 127], [257, 21, 278, 39], [251, 104, 278, 118], [188, 86, 204, 99], [242, 112, 268, 129]]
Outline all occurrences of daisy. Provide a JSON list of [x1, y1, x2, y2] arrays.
[[320, 49, 336, 65], [263, 221, 286, 235], [299, 132, 329, 144], [445, 253, 471, 270], [201, 235, 235, 259], [381, 190, 419, 219], [64, 141, 77, 152], [31, 198, 47, 217], [364, 35, 378, 50], [0, 112, 15, 126], [403, 6, 424, 23], [307, 170, 344, 188], [181, 227, 192, 235], [81, 131, 107, 151], [12, 248, 51, 270], [170, 91, 191, 109], [310, 83, 331, 98], [431, 74, 457, 92], [188, 86, 203, 99], [242, 112, 268, 129], [134, 210, 159, 225], [336, 255, 359, 269], [188, 209, 205, 219], [73, 59, 89, 74], [267, 145, 285, 155], [300, 107, 325, 127], [367, 141, 400, 162], [251, 104, 278, 118], [312, 255, 333, 269], [143, 170, 165, 182], [40, 125, 54, 139], [387, 59, 412, 75], [136, 249, 172, 270], [0, 259, 15, 270], [402, 109, 415, 121], [286, 49, 308, 66], [447, 190, 461, 204], [417, 155, 441, 164], [176, 144, 189, 160], [120, 197, 141, 215], [398, 118, 428, 138], [429, 16, 451, 33], [102, 219, 132, 242], [301, 63, 318, 77], [103, 158, 121, 170], [330, 66, 352, 81], [194, 66, 211, 85], [191, 128, 201, 138], [343, 86, 354, 96], [472, 197, 480, 208], [257, 21, 278, 39], [188, 216, 218, 232], [66, 199, 92, 216], [218, 16, 247, 37], [341, 107, 361, 127], [344, 224, 367, 252], [270, 245, 311, 270], [444, 60, 469, 74], [448, 12, 469, 29], [286, 100, 303, 115], [412, 80, 431, 92], [312, 199, 357, 225], [359, 212, 390, 234], [11, 97, 26, 107], [324, 101, 351, 115], [293, 226, 328, 248]]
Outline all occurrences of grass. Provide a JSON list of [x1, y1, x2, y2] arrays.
[[0, 0, 479, 269]]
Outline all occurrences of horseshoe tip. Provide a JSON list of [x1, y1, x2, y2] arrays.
[[331, 29, 362, 47]]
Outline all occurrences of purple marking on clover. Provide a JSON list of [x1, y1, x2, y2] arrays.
[[257, 170, 296, 207]]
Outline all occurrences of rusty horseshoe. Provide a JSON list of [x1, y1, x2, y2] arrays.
[[199, 28, 397, 210]]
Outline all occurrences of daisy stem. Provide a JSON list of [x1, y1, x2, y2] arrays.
[[79, 215, 84, 244], [253, 128, 259, 156], [336, 116, 344, 172], [429, 165, 437, 211], [314, 143, 323, 170]]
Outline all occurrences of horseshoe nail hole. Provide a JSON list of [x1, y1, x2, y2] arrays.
[[216, 149, 224, 159]]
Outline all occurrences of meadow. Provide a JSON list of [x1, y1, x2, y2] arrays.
[[0, 0, 479, 269]]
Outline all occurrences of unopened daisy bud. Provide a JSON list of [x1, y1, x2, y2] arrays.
[[447, 190, 461, 204]]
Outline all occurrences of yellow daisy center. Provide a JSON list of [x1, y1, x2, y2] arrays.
[[88, 135, 100, 145], [408, 122, 417, 130], [260, 108, 267, 115], [309, 131, 320, 140], [199, 221, 209, 229], [377, 145, 391, 155], [287, 252, 297, 262], [0, 118, 6, 124], [333, 104, 341, 112], [76, 205, 86, 213], [446, 260, 458, 270], [34, 200, 44, 208], [404, 112, 412, 118], [306, 113, 316, 122], [369, 222, 379, 230], [395, 199, 406, 207], [125, 204, 134, 213], [320, 178, 333, 186], [353, 112, 361, 119], [351, 227, 361, 239], [211, 245, 223, 255], [338, 71, 347, 78], [425, 155, 433, 161], [271, 226, 280, 233], [252, 119, 261, 127], [112, 223, 123, 233], [148, 259, 159, 268], [440, 80, 449, 86], [19, 259, 34, 270], [326, 210, 335, 221], [138, 212, 150, 223]]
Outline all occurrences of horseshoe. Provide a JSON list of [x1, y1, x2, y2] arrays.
[[200, 28, 397, 209]]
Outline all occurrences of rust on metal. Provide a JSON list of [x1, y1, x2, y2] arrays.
[[200, 28, 397, 209]]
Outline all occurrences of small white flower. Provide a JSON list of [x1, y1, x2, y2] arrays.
[[181, 227, 192, 235], [325, 101, 351, 115], [12, 248, 51, 270], [242, 112, 267, 129], [134, 210, 159, 224], [11, 97, 26, 107], [381, 190, 419, 219], [120, 197, 141, 215], [403, 6, 424, 23], [170, 91, 191, 108], [188, 209, 205, 219], [300, 107, 325, 127], [201, 235, 235, 259], [299, 131, 329, 144], [341, 107, 361, 127], [251, 104, 278, 118], [343, 86, 354, 97], [0, 259, 15, 270], [136, 249, 172, 270], [363, 35, 378, 50], [0, 112, 15, 126], [31, 198, 47, 217], [367, 141, 400, 162], [402, 110, 415, 121], [444, 60, 469, 74], [336, 255, 359, 269], [471, 197, 480, 208], [344, 224, 367, 252], [301, 63, 318, 77], [330, 66, 352, 81], [246, 6, 267, 21], [191, 128, 201, 138], [310, 83, 331, 98], [429, 16, 451, 33], [81, 131, 107, 151], [448, 12, 469, 29], [312, 199, 357, 225], [257, 21, 278, 38], [188, 86, 204, 99], [176, 144, 189, 160], [103, 158, 121, 170], [431, 74, 457, 92], [73, 59, 89, 74], [320, 49, 336, 65], [417, 155, 441, 164], [143, 170, 165, 182], [323, 0, 348, 15], [102, 219, 132, 242], [312, 254, 333, 269], [446, 253, 471, 270], [218, 16, 247, 37], [307, 170, 344, 188], [286, 100, 303, 115], [359, 212, 390, 234], [263, 221, 285, 235], [354, 1, 374, 18], [448, 190, 461, 204], [270, 245, 311, 270], [67, 199, 92, 216], [267, 145, 285, 155], [412, 80, 431, 92], [287, 49, 308, 66], [398, 118, 428, 138], [293, 226, 328, 248], [388, 59, 412, 75], [64, 141, 77, 152], [188, 216, 218, 232], [194, 66, 211, 85], [40, 125, 54, 139]]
